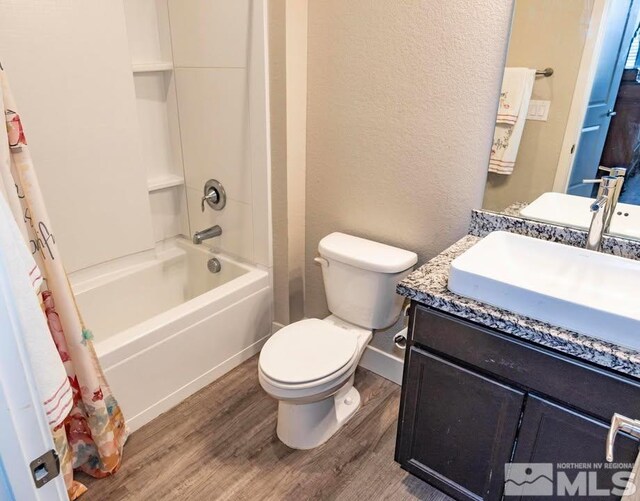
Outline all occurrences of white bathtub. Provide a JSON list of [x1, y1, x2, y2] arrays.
[[71, 238, 271, 431]]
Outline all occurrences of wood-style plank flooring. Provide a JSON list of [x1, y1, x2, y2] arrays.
[[79, 356, 450, 500]]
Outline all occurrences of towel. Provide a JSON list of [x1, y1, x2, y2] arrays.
[[489, 67, 536, 175], [622, 452, 640, 500], [0, 194, 72, 429]]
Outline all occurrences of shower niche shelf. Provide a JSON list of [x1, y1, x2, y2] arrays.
[[132, 61, 174, 73], [124, 0, 187, 244], [147, 174, 184, 192]]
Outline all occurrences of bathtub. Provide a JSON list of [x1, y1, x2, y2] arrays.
[[71, 238, 272, 431]]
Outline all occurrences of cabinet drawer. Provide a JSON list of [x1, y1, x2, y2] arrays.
[[410, 305, 640, 422]]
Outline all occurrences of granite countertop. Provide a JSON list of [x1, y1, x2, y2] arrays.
[[397, 234, 640, 379], [499, 202, 527, 217]]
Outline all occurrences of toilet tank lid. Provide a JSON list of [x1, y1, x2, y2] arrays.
[[318, 233, 417, 273]]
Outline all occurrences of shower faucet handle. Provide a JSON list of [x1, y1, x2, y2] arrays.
[[201, 179, 227, 212], [201, 190, 219, 212]]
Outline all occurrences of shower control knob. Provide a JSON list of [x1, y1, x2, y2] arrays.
[[201, 190, 219, 212], [201, 179, 226, 211]]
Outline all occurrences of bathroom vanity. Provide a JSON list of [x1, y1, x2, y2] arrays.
[[394, 217, 640, 501]]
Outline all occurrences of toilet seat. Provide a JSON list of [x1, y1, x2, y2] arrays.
[[259, 319, 359, 386]]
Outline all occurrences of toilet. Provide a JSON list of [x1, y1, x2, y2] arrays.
[[259, 232, 417, 449]]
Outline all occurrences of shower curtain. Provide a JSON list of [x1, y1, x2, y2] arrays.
[[0, 64, 127, 499]]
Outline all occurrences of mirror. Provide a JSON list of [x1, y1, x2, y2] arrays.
[[482, 0, 640, 240]]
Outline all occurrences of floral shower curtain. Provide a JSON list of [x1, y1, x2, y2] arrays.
[[0, 64, 128, 499]]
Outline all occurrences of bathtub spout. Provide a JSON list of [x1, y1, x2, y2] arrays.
[[193, 225, 222, 245]]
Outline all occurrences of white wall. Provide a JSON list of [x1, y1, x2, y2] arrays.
[[0, 0, 154, 273], [169, 0, 270, 266], [304, 0, 514, 317]]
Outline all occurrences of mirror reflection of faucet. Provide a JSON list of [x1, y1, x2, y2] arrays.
[[193, 225, 222, 245], [584, 169, 626, 252], [584, 167, 627, 226], [585, 176, 619, 252]]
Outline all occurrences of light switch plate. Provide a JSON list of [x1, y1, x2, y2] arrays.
[[527, 100, 550, 121]]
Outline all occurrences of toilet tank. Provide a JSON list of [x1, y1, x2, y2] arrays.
[[317, 233, 418, 330]]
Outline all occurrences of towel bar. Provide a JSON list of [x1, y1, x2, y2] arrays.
[[536, 67, 554, 77]]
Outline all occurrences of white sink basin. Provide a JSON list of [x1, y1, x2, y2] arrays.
[[520, 192, 640, 240], [448, 231, 640, 351]]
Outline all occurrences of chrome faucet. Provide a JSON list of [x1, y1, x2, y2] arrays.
[[584, 167, 627, 231], [605, 413, 640, 462], [193, 225, 222, 245], [585, 176, 619, 252], [598, 167, 626, 229]]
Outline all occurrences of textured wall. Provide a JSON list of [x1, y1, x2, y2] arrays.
[[269, 0, 308, 326], [304, 0, 514, 318], [284, 0, 308, 324], [269, 0, 290, 325]]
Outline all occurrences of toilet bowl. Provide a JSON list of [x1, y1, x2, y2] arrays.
[[259, 232, 417, 450], [259, 316, 371, 449]]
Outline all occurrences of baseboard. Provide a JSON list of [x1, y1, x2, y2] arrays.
[[272, 321, 285, 333], [359, 344, 404, 385], [126, 333, 271, 432]]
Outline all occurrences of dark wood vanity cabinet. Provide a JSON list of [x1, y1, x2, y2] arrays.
[[397, 347, 524, 499], [396, 304, 640, 501], [512, 396, 638, 500]]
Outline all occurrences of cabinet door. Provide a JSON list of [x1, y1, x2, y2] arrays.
[[397, 347, 525, 501], [511, 395, 639, 501]]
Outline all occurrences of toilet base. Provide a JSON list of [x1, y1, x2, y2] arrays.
[[276, 376, 361, 450]]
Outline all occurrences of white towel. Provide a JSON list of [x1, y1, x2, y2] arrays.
[[0, 194, 72, 429], [489, 67, 536, 175]]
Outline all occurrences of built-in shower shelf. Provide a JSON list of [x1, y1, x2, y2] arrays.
[[147, 174, 184, 192], [132, 61, 174, 73]]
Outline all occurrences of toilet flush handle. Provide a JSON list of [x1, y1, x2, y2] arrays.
[[314, 257, 329, 267]]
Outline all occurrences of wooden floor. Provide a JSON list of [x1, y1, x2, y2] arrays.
[[79, 356, 450, 500]]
